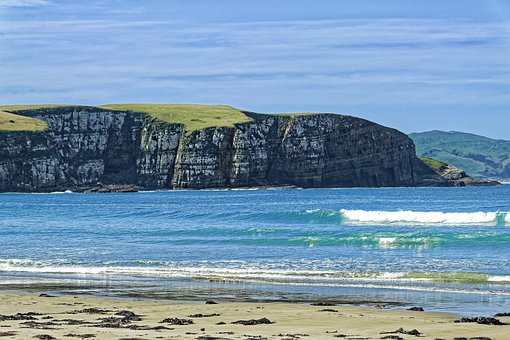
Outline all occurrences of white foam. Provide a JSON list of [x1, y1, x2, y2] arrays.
[[0, 259, 418, 283], [341, 209, 502, 225], [378, 237, 397, 248], [378, 272, 405, 279], [488, 275, 510, 282], [48, 190, 73, 194], [1, 258, 508, 290], [0, 258, 37, 266]]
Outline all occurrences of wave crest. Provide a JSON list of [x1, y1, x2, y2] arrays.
[[0, 259, 509, 287], [340, 209, 507, 226]]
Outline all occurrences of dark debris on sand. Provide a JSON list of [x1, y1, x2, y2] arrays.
[[407, 307, 424, 311], [53, 318, 91, 326], [160, 317, 194, 325], [380, 327, 422, 336], [88, 310, 144, 329], [494, 312, 510, 317], [127, 324, 173, 331], [63, 334, 96, 338], [232, 318, 273, 326], [20, 321, 60, 330], [189, 313, 221, 318], [454, 317, 508, 325], [275, 333, 309, 338], [34, 335, 56, 340], [38, 293, 55, 298], [114, 310, 142, 321], [87, 309, 143, 328], [0, 312, 41, 321], [0, 332, 16, 337], [311, 302, 336, 306], [72, 308, 110, 315]]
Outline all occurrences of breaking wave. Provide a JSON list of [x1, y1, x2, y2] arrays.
[[0, 259, 509, 287], [340, 209, 509, 226], [257, 209, 509, 226]]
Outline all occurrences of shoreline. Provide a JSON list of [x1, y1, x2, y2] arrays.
[[1, 273, 509, 318], [0, 179, 504, 194], [0, 291, 508, 340]]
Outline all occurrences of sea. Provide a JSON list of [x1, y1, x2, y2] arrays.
[[1, 186, 509, 316]]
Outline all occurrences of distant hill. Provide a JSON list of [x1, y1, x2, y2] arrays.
[[409, 130, 510, 179]]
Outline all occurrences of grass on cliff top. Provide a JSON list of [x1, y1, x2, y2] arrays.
[[418, 155, 449, 173], [1, 104, 321, 133], [274, 112, 319, 117], [0, 105, 61, 131], [101, 104, 253, 132]]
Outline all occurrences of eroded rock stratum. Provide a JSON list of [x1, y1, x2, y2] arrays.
[[0, 106, 441, 192]]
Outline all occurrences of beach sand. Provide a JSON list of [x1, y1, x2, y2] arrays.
[[0, 292, 508, 340]]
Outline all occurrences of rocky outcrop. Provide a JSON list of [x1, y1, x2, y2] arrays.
[[0, 106, 444, 192], [418, 156, 500, 187]]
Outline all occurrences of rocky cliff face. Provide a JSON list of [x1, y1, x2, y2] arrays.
[[0, 107, 440, 192], [0, 107, 143, 192]]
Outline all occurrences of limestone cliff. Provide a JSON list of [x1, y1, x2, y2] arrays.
[[0, 106, 442, 192]]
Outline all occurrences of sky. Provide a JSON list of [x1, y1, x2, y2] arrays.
[[1, 0, 510, 139]]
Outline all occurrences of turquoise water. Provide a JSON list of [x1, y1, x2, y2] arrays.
[[1, 186, 510, 315]]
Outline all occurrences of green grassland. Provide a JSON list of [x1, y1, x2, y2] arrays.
[[102, 104, 253, 132], [410, 130, 510, 178], [0, 105, 61, 131], [0, 104, 255, 133], [417, 155, 449, 173], [2, 103, 329, 134]]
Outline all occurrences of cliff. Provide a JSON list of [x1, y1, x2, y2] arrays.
[[0, 105, 443, 192]]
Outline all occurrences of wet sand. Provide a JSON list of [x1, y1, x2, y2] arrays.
[[0, 292, 508, 339]]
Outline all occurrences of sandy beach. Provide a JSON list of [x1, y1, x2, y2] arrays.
[[0, 292, 507, 340]]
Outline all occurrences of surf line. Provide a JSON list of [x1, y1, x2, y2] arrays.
[[339, 209, 509, 226]]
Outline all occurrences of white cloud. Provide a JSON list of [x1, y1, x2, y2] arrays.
[[1, 15, 509, 138], [0, 0, 51, 7]]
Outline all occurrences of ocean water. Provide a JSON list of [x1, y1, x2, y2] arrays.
[[1, 186, 509, 315]]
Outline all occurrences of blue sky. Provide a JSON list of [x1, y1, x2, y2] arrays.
[[1, 0, 509, 138]]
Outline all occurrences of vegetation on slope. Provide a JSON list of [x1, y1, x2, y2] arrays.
[[0, 105, 55, 132], [101, 104, 253, 132], [2, 103, 331, 134], [417, 156, 449, 173], [417, 155, 496, 186], [410, 130, 510, 179]]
